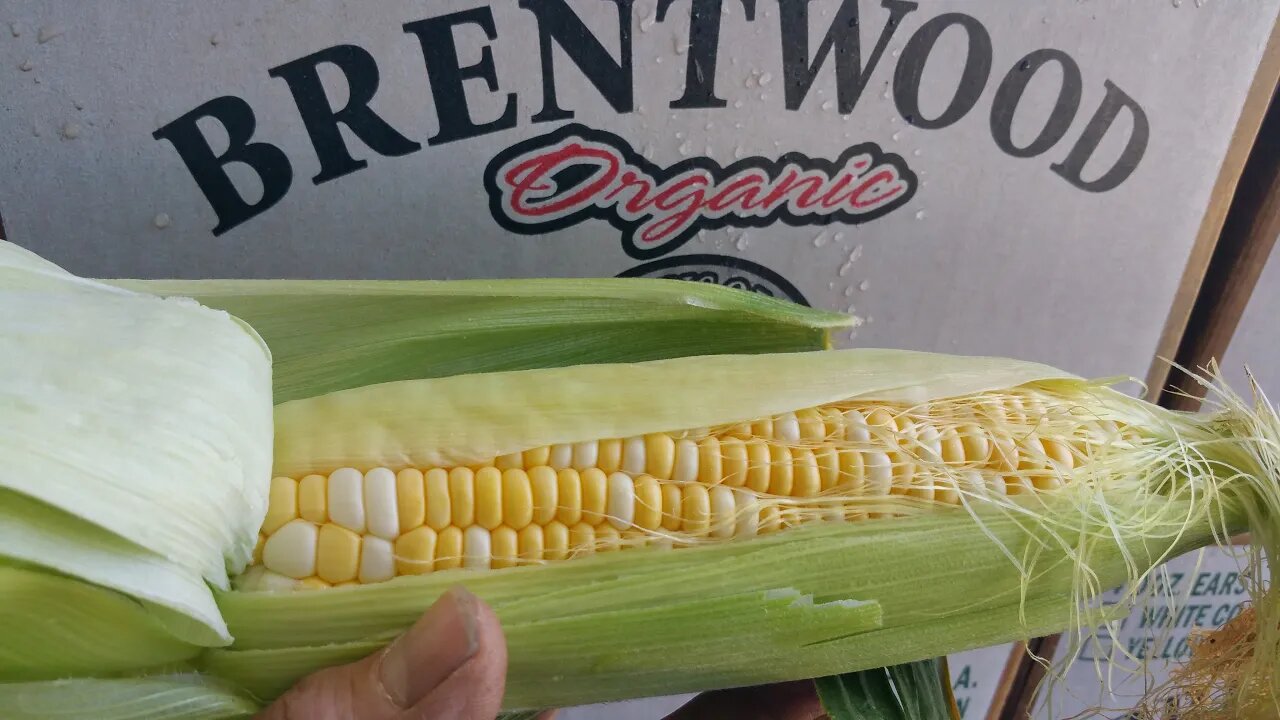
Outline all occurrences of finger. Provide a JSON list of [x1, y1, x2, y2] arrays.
[[256, 586, 505, 720], [662, 681, 825, 720], [399, 587, 507, 719]]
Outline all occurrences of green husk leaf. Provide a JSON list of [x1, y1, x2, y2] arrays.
[[109, 278, 855, 404], [272, 348, 1075, 476], [815, 658, 958, 720], [0, 241, 274, 592], [0, 676, 257, 720], [212, 494, 1232, 710], [0, 489, 228, 647], [0, 565, 197, 681]]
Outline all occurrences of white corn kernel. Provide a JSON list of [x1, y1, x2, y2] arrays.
[[606, 472, 636, 530], [622, 436, 646, 474], [358, 536, 395, 584], [672, 439, 699, 483], [363, 468, 400, 540], [327, 468, 366, 533], [572, 441, 599, 470], [843, 409, 871, 443], [262, 519, 318, 579], [549, 444, 573, 470], [463, 526, 492, 570], [775, 412, 801, 443]]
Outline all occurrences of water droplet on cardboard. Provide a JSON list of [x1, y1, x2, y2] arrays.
[[704, 144, 712, 154], [8, 22, 21, 37], [735, 233, 750, 251], [704, 121, 714, 130], [828, 282, 836, 290], [31, 124, 42, 137], [733, 100, 744, 109], [153, 212, 172, 229], [912, 148, 922, 157], [37, 25, 63, 44], [655, 55, 664, 64], [859, 280, 870, 291], [734, 120, 744, 128], [1171, 0, 1181, 6], [758, 72, 773, 86], [1018, 59, 1031, 72], [18, 59, 33, 72], [61, 122, 81, 139], [210, 32, 223, 46], [891, 47, 900, 57], [914, 210, 926, 220], [843, 285, 855, 297], [891, 131, 901, 141], [813, 231, 828, 247], [73, 99, 84, 111], [678, 140, 693, 156], [759, 92, 769, 101], [640, 14, 656, 31], [838, 260, 855, 277], [834, 231, 846, 243], [674, 35, 688, 54], [822, 99, 834, 111], [643, 143, 655, 158], [733, 146, 746, 158]]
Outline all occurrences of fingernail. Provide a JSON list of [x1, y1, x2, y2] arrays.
[[379, 586, 481, 708]]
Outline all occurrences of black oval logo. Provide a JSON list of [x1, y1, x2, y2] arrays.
[[617, 253, 810, 306]]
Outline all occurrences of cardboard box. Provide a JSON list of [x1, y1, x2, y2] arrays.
[[3, 2, 1279, 717]]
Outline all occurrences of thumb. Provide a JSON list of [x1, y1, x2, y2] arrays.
[[256, 586, 508, 720]]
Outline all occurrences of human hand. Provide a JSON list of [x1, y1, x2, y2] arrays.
[[256, 586, 507, 720]]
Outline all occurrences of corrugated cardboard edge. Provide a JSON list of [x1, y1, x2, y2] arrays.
[[998, 15, 1280, 720], [1143, 17, 1280, 402]]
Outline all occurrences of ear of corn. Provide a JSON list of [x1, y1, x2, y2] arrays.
[[4, 239, 1280, 718]]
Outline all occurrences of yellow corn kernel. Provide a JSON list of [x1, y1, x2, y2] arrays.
[[475, 467, 503, 531], [745, 440, 771, 493], [696, 436, 723, 485], [491, 526, 519, 569], [720, 436, 748, 487], [298, 474, 327, 524], [529, 466, 558, 525], [396, 469, 426, 533], [425, 468, 451, 531], [792, 448, 821, 497], [596, 524, 622, 552], [797, 408, 826, 442], [682, 484, 711, 535], [750, 416, 774, 439], [598, 438, 623, 473], [501, 468, 534, 530], [436, 526, 463, 570], [556, 468, 583, 525], [645, 433, 676, 479], [544, 521, 570, 561], [633, 475, 662, 530], [395, 526, 436, 575], [768, 445, 794, 496], [580, 468, 608, 526], [262, 477, 299, 535], [759, 504, 782, 534], [298, 577, 331, 591], [660, 483, 683, 531], [815, 446, 841, 491], [448, 467, 476, 527], [316, 524, 360, 584], [958, 423, 990, 464], [818, 406, 846, 442], [523, 446, 551, 467], [518, 524, 544, 563], [494, 452, 523, 470], [569, 523, 596, 558]]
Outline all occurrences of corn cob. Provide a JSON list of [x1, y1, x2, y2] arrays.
[[243, 387, 1130, 590], [3, 238, 1280, 719]]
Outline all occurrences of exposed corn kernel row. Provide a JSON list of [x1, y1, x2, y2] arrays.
[[244, 390, 1128, 590]]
